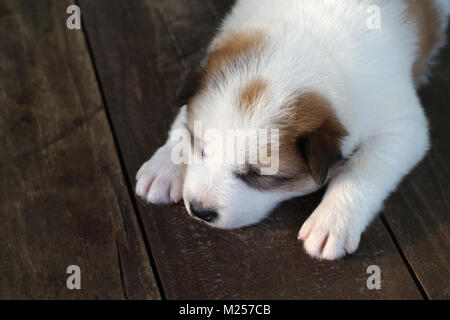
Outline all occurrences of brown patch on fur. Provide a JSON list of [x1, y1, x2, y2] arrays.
[[185, 30, 267, 120], [405, 0, 444, 84], [204, 30, 266, 80], [239, 78, 267, 112]]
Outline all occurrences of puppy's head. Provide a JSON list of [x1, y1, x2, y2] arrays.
[[174, 30, 347, 229]]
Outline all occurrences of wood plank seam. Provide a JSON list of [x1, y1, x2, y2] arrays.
[[380, 214, 428, 299], [75, 0, 166, 299], [116, 238, 129, 299], [0, 0, 160, 298]]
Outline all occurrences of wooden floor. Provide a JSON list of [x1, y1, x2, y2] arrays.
[[0, 0, 449, 299]]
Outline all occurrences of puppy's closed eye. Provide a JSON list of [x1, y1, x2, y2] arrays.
[[235, 165, 295, 191]]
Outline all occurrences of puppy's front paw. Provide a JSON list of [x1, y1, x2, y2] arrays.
[[298, 206, 362, 260], [136, 144, 185, 204]]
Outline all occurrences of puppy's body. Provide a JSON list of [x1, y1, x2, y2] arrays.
[[137, 0, 449, 260]]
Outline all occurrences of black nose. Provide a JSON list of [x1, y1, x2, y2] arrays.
[[190, 201, 217, 222]]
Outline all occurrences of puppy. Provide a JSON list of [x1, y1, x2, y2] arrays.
[[136, 0, 450, 260]]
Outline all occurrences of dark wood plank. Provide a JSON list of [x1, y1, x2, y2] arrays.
[[157, 0, 217, 58], [203, 0, 236, 20], [80, 0, 422, 299], [0, 0, 160, 299], [381, 30, 450, 300]]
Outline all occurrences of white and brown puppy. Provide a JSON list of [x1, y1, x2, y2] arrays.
[[136, 0, 450, 260]]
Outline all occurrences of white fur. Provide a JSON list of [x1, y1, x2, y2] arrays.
[[137, 0, 448, 259]]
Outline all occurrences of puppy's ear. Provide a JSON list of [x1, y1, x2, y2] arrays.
[[173, 68, 204, 108], [293, 93, 347, 186]]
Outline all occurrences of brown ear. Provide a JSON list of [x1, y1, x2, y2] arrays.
[[296, 121, 345, 186], [293, 93, 347, 186]]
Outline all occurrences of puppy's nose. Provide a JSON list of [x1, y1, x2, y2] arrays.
[[189, 201, 217, 222]]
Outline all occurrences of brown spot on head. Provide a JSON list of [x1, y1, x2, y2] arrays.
[[239, 78, 268, 112], [183, 30, 267, 119], [204, 30, 267, 80], [404, 0, 445, 84]]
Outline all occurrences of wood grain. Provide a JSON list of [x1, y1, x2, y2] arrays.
[[381, 30, 450, 299], [0, 0, 160, 299], [79, 0, 423, 299]]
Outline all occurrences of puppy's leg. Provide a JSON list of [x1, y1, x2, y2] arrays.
[[299, 93, 430, 260], [136, 106, 188, 204]]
